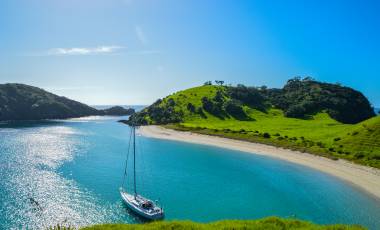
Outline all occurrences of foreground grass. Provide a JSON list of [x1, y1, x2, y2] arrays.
[[80, 218, 364, 230], [157, 86, 380, 168]]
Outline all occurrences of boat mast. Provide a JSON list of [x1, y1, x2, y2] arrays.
[[133, 125, 137, 197]]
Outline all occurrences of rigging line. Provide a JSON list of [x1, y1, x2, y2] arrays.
[[133, 125, 137, 196], [136, 127, 146, 194], [121, 125, 133, 189]]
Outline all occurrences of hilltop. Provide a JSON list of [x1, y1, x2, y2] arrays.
[[0, 83, 134, 121], [129, 78, 380, 168]]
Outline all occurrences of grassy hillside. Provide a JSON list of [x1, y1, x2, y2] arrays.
[[129, 79, 380, 168], [80, 218, 363, 230]]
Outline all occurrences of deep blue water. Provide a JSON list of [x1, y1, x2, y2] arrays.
[[0, 116, 380, 229]]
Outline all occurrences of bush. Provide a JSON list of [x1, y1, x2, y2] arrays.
[[227, 85, 266, 110], [225, 100, 248, 120], [263, 133, 271, 138], [201, 96, 224, 118], [370, 154, 380, 160], [354, 152, 365, 159], [187, 103, 196, 113], [285, 104, 307, 118], [196, 107, 207, 118], [334, 137, 341, 141]]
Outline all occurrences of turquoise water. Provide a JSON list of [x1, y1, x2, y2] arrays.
[[1, 116, 380, 229]]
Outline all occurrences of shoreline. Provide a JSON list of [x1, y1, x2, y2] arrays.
[[139, 125, 380, 200]]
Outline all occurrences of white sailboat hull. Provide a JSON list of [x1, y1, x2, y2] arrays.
[[120, 189, 164, 220]]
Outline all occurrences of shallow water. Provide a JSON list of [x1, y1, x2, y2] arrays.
[[0, 116, 380, 229]]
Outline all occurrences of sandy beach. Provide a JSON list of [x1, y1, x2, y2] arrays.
[[139, 125, 380, 200]]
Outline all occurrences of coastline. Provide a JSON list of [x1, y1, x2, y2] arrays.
[[139, 125, 380, 200]]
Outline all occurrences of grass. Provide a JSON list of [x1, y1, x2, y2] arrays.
[[152, 85, 380, 168], [79, 217, 364, 230]]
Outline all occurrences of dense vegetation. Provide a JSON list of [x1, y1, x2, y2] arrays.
[[78, 217, 363, 230], [0, 83, 134, 121], [128, 78, 380, 168], [265, 77, 375, 124], [102, 106, 135, 116]]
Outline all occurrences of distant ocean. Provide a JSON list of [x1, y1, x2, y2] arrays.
[[92, 105, 146, 112]]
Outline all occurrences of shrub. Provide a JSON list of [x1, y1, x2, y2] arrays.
[[285, 104, 307, 118], [201, 96, 224, 118], [167, 98, 176, 106], [196, 107, 207, 118], [227, 84, 266, 110], [334, 137, 341, 141], [225, 100, 248, 120], [354, 152, 365, 159], [370, 154, 380, 160], [263, 133, 271, 138], [187, 103, 196, 113]]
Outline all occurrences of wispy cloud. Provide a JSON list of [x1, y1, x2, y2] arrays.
[[22, 46, 160, 57], [135, 26, 148, 45], [47, 46, 124, 56]]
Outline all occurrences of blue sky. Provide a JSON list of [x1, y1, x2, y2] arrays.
[[0, 0, 379, 106]]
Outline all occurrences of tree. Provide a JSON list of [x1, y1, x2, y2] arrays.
[[303, 76, 315, 82], [215, 80, 224, 86], [213, 91, 224, 103], [204, 81, 212, 86]]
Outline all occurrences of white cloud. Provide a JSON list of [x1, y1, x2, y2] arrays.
[[47, 46, 124, 56], [22, 46, 161, 57], [135, 26, 148, 45]]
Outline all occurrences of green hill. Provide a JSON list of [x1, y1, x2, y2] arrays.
[[80, 218, 363, 230], [0, 83, 134, 121], [129, 78, 379, 168]]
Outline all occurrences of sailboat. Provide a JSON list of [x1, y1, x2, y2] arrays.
[[119, 125, 164, 220]]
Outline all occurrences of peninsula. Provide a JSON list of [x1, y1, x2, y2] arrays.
[[0, 83, 135, 121]]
